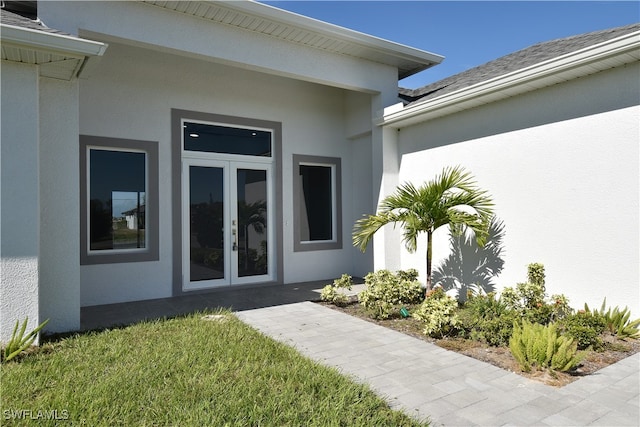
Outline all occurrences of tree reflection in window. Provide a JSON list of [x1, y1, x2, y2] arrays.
[[89, 149, 146, 250], [237, 169, 267, 277]]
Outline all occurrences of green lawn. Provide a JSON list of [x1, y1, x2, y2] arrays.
[[1, 312, 428, 426]]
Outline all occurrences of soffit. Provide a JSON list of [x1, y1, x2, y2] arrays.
[[142, 0, 443, 79], [1, 10, 107, 80], [1, 40, 84, 79]]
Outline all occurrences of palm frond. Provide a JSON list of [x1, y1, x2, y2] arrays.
[[352, 166, 495, 289], [400, 213, 422, 253], [353, 211, 402, 252]]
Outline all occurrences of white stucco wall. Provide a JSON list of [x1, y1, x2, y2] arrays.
[[34, 0, 405, 308], [348, 133, 375, 278], [75, 41, 376, 305], [39, 1, 396, 94], [38, 77, 81, 333], [1, 62, 41, 342], [394, 64, 640, 316]]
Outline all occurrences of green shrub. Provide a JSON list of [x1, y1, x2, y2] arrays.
[[509, 321, 585, 372], [2, 317, 49, 363], [320, 274, 353, 306], [320, 286, 349, 306], [458, 292, 516, 346], [358, 269, 424, 319], [470, 315, 518, 347], [501, 282, 551, 324], [396, 269, 420, 282], [501, 281, 545, 312], [559, 311, 606, 350], [464, 291, 508, 318], [412, 287, 460, 338], [500, 263, 572, 325], [362, 300, 395, 320], [527, 263, 546, 288], [585, 298, 640, 339], [549, 294, 573, 322]]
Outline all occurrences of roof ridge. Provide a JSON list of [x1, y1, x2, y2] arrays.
[[524, 22, 640, 49]]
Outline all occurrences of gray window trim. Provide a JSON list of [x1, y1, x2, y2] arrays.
[[293, 154, 342, 252], [171, 109, 284, 296], [80, 135, 159, 265]]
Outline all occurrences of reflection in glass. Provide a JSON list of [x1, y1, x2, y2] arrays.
[[237, 169, 267, 277], [189, 166, 225, 281], [89, 150, 146, 250]]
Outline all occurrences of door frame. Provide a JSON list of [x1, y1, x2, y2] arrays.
[[171, 109, 283, 296], [181, 158, 274, 291]]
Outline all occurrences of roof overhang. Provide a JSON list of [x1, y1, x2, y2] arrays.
[[142, 0, 443, 79], [0, 23, 107, 80], [380, 30, 640, 128]]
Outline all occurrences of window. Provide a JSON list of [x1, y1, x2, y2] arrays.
[[80, 136, 159, 264], [293, 155, 342, 251], [183, 121, 271, 157]]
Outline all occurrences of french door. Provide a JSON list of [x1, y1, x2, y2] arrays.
[[182, 159, 272, 290]]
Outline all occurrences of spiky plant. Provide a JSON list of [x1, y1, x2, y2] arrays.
[[509, 321, 585, 372], [2, 317, 49, 363], [585, 298, 640, 339], [353, 166, 494, 291]]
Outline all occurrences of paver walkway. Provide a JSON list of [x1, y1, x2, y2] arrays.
[[237, 301, 640, 427]]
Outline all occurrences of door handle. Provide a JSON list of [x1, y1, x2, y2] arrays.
[[232, 221, 238, 251]]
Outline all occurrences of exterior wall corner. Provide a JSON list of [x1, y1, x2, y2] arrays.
[[38, 77, 81, 333], [1, 61, 41, 342]]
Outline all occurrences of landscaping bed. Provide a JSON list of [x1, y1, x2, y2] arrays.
[[320, 300, 640, 387], [319, 268, 640, 388]]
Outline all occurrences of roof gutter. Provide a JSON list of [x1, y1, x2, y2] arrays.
[[379, 30, 640, 128], [1, 23, 107, 57], [0, 23, 107, 77]]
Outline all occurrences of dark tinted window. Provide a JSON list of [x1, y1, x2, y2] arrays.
[[184, 122, 271, 157], [89, 149, 146, 250], [292, 155, 342, 252], [299, 165, 333, 241]]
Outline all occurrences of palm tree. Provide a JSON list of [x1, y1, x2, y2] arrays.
[[353, 166, 494, 292]]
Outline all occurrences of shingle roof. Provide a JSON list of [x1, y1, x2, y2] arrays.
[[400, 23, 640, 106], [1, 1, 36, 19], [0, 8, 71, 36], [1, 6, 106, 80]]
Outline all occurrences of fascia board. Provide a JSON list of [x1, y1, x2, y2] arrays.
[[380, 30, 640, 128], [0, 23, 107, 58], [248, 1, 444, 65], [164, 0, 444, 69]]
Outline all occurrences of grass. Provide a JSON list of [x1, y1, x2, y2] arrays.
[[1, 311, 427, 426]]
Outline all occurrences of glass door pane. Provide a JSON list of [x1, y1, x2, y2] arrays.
[[189, 166, 225, 282], [236, 169, 268, 278]]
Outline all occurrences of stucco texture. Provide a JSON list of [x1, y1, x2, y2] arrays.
[[395, 64, 639, 316]]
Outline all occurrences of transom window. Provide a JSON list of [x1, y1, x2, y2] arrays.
[[183, 121, 271, 157], [172, 109, 284, 294]]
